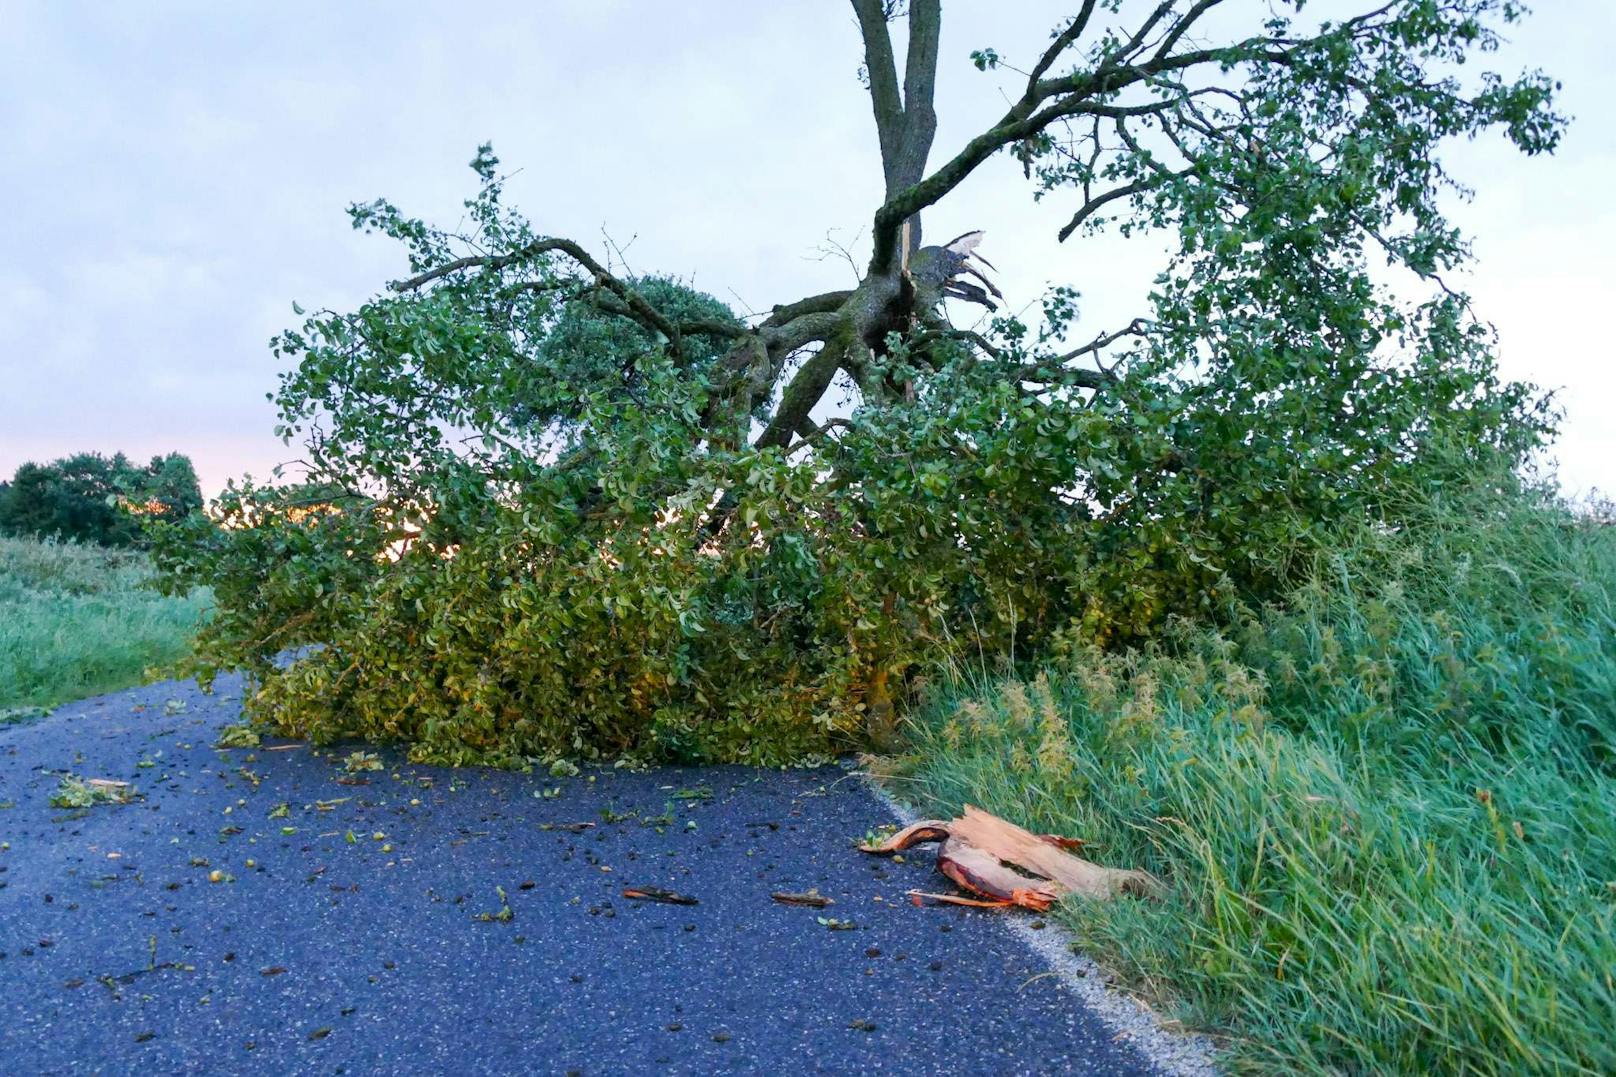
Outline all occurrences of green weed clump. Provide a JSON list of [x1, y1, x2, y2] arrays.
[[49, 773, 136, 808], [889, 484, 1616, 1073], [0, 534, 211, 711]]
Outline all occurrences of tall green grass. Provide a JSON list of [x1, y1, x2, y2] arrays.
[[0, 534, 211, 713], [885, 484, 1616, 1073]]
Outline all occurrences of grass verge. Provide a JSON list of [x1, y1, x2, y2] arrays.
[[882, 485, 1616, 1073], [1, 534, 211, 713]]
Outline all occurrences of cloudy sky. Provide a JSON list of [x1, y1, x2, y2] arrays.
[[3, 1, 1611, 496]]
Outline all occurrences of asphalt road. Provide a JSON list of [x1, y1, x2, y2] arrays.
[[0, 675, 1160, 1075]]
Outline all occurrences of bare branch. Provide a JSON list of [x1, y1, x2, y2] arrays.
[[1049, 318, 1152, 366], [915, 325, 1145, 391], [1057, 167, 1193, 242], [786, 417, 854, 456], [1116, 2, 1178, 64], [1027, 2, 1097, 89], [1153, 0, 1231, 60]]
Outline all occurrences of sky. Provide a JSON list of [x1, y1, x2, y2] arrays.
[[2, 1, 1612, 498]]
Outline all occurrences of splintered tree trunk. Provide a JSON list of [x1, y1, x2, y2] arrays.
[[947, 805, 1163, 900], [861, 805, 1163, 907]]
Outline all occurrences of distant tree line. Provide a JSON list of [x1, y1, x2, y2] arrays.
[[0, 452, 203, 547]]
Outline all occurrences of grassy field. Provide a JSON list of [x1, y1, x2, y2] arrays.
[[0, 534, 211, 715], [883, 485, 1616, 1073]]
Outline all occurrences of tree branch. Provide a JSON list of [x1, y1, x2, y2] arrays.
[[854, 0, 941, 266], [1027, 3, 1097, 88], [391, 236, 684, 354], [786, 417, 854, 456], [755, 336, 851, 450], [583, 293, 747, 339], [852, 0, 904, 168], [918, 319, 1151, 389], [899, 0, 942, 197], [762, 289, 855, 328], [1057, 169, 1190, 242], [1153, 0, 1231, 61], [869, 24, 1319, 272]]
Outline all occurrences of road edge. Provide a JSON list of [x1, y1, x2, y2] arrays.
[[858, 771, 1220, 1077]]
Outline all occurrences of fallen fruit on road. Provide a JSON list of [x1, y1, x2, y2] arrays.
[[861, 805, 1161, 910]]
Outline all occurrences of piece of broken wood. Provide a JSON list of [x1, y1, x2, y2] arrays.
[[861, 804, 1162, 910], [622, 886, 699, 906], [771, 889, 834, 908], [907, 889, 1013, 909], [950, 806, 1159, 900]]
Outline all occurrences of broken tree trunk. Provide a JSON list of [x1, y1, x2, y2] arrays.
[[861, 804, 1162, 909]]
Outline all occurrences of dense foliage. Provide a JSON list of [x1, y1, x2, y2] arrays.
[[154, 2, 1563, 765], [0, 452, 202, 547], [888, 473, 1616, 1072]]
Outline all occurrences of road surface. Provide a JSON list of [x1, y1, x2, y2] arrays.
[[0, 674, 1169, 1075]]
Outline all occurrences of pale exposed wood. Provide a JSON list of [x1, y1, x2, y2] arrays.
[[949, 804, 1163, 900], [859, 804, 1161, 905], [937, 834, 1058, 911]]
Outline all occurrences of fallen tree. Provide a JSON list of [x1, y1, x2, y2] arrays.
[[155, 2, 1562, 764]]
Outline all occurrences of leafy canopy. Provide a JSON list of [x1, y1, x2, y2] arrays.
[[155, 1, 1562, 765]]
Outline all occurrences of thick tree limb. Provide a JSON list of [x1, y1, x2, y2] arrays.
[[853, 0, 941, 264], [852, 0, 904, 169], [899, 1, 942, 198], [755, 336, 851, 450], [762, 290, 855, 328]]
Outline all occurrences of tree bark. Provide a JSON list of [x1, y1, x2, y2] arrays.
[[852, 0, 941, 268]]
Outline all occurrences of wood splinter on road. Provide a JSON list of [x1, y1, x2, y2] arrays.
[[622, 886, 700, 906], [771, 889, 835, 908], [862, 805, 1162, 911]]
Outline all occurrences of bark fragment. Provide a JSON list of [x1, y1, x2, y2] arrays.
[[623, 887, 700, 906], [771, 889, 835, 908]]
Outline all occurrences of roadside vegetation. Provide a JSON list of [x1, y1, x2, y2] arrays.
[[0, 534, 211, 715], [882, 476, 1616, 1073]]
